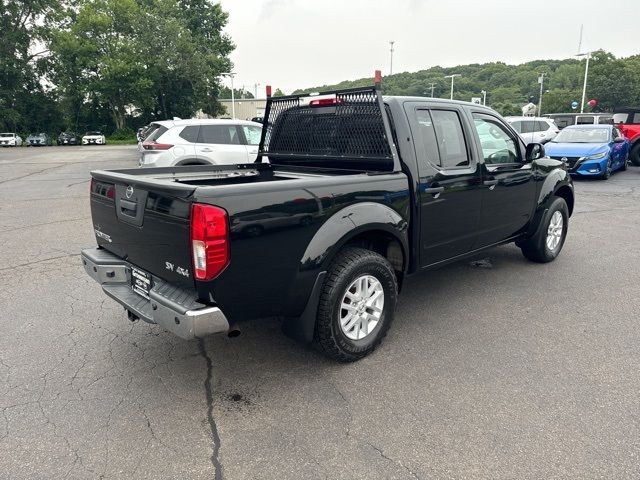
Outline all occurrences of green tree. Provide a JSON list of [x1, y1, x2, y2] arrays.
[[0, 0, 63, 133], [50, 0, 234, 132]]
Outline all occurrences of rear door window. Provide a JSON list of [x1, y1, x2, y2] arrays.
[[413, 110, 442, 171], [197, 125, 241, 145], [520, 120, 537, 133], [510, 121, 522, 133], [429, 110, 469, 168], [535, 120, 550, 131]]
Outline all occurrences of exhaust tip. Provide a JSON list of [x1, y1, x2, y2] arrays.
[[227, 329, 241, 338]]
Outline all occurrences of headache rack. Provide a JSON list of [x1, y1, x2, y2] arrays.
[[256, 71, 399, 171]]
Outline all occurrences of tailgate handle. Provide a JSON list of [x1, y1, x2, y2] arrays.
[[119, 199, 137, 214], [114, 184, 148, 227]]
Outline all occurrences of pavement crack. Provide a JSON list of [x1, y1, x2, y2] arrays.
[[0, 253, 79, 271], [366, 442, 421, 480], [0, 164, 65, 185], [197, 338, 223, 480]]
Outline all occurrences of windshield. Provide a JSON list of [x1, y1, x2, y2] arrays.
[[86, 131, 102, 136], [1, 133, 14, 137], [553, 128, 609, 144]]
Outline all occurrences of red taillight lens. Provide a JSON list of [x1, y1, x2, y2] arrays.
[[190, 204, 229, 281], [309, 97, 342, 107], [142, 141, 173, 150]]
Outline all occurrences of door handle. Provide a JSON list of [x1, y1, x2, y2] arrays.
[[200, 148, 213, 152], [424, 186, 445, 197]]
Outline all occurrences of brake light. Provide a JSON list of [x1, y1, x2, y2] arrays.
[[309, 97, 342, 107], [190, 204, 229, 281], [142, 140, 173, 150]]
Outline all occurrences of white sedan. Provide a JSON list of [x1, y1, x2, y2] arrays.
[[0, 132, 23, 147], [82, 131, 106, 145]]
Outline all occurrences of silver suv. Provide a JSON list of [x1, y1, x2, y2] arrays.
[[139, 119, 263, 167], [505, 116, 559, 145]]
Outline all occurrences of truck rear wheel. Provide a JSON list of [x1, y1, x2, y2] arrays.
[[520, 197, 568, 263], [314, 247, 398, 362]]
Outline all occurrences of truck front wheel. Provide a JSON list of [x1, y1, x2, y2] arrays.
[[314, 247, 398, 362], [520, 197, 569, 263]]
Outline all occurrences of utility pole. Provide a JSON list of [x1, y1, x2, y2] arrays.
[[221, 72, 236, 118], [389, 41, 395, 75], [537, 74, 544, 115], [481, 89, 487, 106], [429, 82, 436, 97], [576, 25, 593, 114], [444, 74, 461, 100], [576, 52, 592, 114]]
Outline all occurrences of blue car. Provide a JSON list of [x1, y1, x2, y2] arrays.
[[545, 124, 630, 179]]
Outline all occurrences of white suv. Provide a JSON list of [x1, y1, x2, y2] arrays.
[[505, 116, 559, 145], [139, 119, 263, 167]]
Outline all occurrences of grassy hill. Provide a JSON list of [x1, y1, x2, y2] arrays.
[[292, 51, 640, 116]]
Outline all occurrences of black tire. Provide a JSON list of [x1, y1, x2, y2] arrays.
[[314, 247, 398, 362], [602, 158, 612, 179], [520, 197, 569, 263], [621, 153, 628, 171], [630, 143, 640, 167]]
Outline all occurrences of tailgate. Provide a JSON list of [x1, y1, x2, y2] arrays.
[[90, 172, 196, 288]]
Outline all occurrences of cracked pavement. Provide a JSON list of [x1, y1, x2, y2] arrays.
[[1, 145, 639, 479]]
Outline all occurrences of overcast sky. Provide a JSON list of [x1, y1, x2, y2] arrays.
[[217, 0, 638, 95]]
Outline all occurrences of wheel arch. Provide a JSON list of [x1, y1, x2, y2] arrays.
[[174, 158, 209, 166], [554, 184, 574, 217], [299, 202, 410, 278], [282, 202, 409, 343]]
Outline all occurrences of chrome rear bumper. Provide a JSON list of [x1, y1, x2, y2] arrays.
[[81, 248, 229, 339]]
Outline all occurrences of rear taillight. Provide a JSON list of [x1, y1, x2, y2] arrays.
[[142, 140, 173, 150], [190, 204, 229, 281]]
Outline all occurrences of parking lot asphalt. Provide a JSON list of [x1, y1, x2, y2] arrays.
[[1, 145, 639, 479]]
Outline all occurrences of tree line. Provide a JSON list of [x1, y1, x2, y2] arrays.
[[1, 0, 234, 137], [3, 1, 640, 138], [294, 52, 640, 117]]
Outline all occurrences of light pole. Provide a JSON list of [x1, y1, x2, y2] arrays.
[[221, 72, 236, 118], [389, 41, 395, 75], [480, 89, 487, 106], [444, 74, 461, 100], [576, 51, 592, 114], [537, 73, 545, 115]]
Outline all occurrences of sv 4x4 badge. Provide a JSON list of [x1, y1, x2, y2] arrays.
[[165, 261, 189, 278]]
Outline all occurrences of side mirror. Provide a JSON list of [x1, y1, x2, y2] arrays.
[[614, 136, 625, 143], [525, 142, 545, 162]]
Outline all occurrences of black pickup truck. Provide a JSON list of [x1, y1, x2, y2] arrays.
[[82, 75, 574, 361]]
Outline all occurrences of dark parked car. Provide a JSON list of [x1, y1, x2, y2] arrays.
[[57, 132, 79, 145], [81, 74, 574, 362], [26, 133, 52, 146]]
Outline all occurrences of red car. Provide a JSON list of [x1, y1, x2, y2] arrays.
[[614, 108, 640, 166]]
